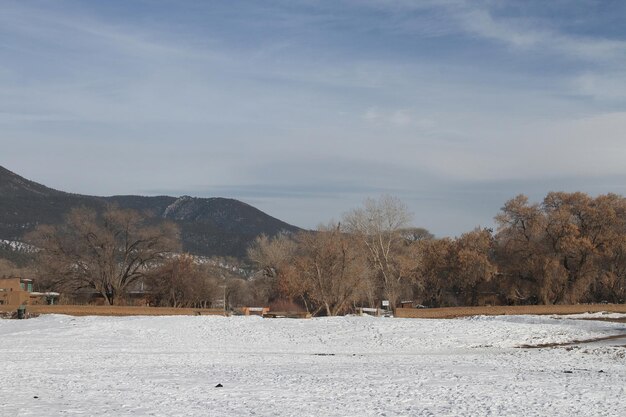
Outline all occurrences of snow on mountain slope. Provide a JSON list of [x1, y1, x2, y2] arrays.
[[0, 239, 37, 253]]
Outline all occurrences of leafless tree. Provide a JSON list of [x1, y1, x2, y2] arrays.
[[288, 224, 370, 316], [342, 195, 415, 307], [415, 237, 455, 307], [246, 232, 298, 304], [494, 192, 626, 304], [453, 228, 497, 305], [27, 206, 180, 305], [145, 254, 221, 308]]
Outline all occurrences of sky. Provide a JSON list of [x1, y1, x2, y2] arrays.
[[2, 0, 626, 236]]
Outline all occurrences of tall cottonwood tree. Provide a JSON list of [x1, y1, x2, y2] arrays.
[[28, 206, 180, 305], [415, 237, 455, 307], [415, 228, 495, 307], [289, 224, 370, 316], [453, 228, 497, 305], [343, 195, 416, 307], [246, 232, 298, 304], [493, 194, 549, 303], [495, 192, 626, 304]]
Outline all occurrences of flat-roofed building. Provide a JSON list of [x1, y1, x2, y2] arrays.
[[0, 277, 59, 306]]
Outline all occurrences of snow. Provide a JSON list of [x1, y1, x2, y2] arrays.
[[0, 239, 37, 253], [553, 312, 626, 320], [162, 195, 194, 220], [1, 314, 625, 416]]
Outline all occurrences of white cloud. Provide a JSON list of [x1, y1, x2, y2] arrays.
[[458, 8, 626, 62], [357, 0, 626, 63]]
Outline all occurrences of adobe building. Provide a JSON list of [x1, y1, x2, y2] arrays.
[[0, 277, 59, 307]]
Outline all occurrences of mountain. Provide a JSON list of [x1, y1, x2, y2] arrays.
[[0, 166, 300, 258]]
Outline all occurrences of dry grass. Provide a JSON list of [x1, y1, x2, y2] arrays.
[[395, 304, 626, 319]]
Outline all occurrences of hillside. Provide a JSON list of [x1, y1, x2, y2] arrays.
[[0, 166, 300, 258]]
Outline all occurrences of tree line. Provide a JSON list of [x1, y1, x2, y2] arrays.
[[247, 192, 626, 314], [1, 191, 624, 313]]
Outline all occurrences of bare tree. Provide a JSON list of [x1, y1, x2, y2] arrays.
[[415, 237, 455, 307], [494, 194, 551, 304], [246, 232, 298, 304], [494, 192, 626, 304], [453, 228, 497, 305], [342, 195, 414, 307], [27, 206, 180, 305], [145, 254, 222, 308], [288, 224, 370, 316]]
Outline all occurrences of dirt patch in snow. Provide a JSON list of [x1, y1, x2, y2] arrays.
[[517, 332, 626, 349]]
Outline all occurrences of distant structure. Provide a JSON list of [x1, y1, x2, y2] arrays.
[[0, 277, 59, 306], [239, 307, 270, 316]]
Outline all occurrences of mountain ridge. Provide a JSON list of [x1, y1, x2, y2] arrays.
[[0, 166, 300, 258]]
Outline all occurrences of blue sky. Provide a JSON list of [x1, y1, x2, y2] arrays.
[[2, 0, 626, 235]]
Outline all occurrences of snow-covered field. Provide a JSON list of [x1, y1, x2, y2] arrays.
[[1, 314, 625, 417]]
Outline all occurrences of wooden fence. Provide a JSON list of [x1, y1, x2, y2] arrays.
[[0, 304, 227, 316], [394, 304, 626, 319]]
